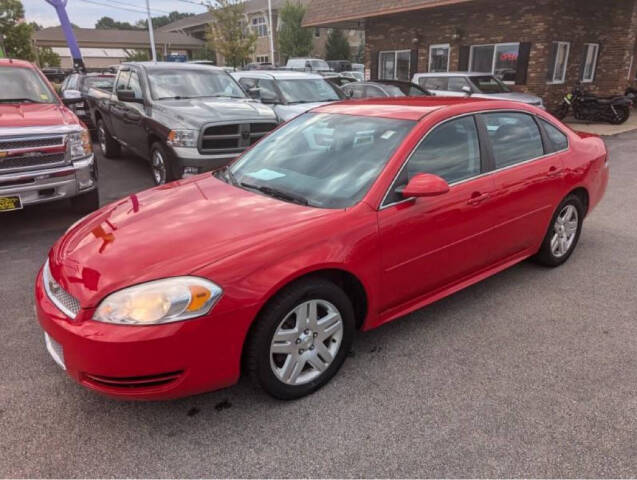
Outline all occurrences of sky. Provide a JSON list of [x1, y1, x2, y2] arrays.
[[22, 0, 208, 28]]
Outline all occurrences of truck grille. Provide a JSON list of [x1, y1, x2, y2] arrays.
[[0, 135, 64, 151], [199, 122, 278, 154], [0, 152, 67, 172]]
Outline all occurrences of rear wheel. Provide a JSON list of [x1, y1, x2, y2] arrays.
[[609, 105, 630, 125], [533, 194, 584, 267], [97, 119, 120, 158], [246, 278, 355, 400]]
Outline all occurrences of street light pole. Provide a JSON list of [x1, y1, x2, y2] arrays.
[[267, 0, 275, 65], [146, 0, 157, 61]]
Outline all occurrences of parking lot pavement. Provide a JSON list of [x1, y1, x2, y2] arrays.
[[1, 134, 636, 478]]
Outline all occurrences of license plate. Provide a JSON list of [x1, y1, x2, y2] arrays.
[[0, 195, 22, 212], [44, 332, 66, 370]]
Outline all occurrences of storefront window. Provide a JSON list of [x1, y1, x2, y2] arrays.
[[379, 50, 411, 81], [581, 43, 599, 83], [470, 43, 519, 83], [429, 44, 450, 72]]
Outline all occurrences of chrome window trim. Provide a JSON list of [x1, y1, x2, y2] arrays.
[[379, 108, 570, 210]]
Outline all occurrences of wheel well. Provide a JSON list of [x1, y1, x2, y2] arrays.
[[568, 187, 589, 215], [148, 134, 162, 149]]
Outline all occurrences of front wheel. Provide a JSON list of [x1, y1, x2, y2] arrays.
[[609, 105, 630, 125], [553, 102, 570, 120], [150, 142, 179, 185], [533, 194, 584, 267], [97, 120, 121, 158], [245, 278, 355, 400]]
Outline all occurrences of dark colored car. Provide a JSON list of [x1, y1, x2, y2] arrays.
[[324, 74, 357, 88], [88, 62, 278, 185], [326, 60, 352, 73], [41, 67, 68, 84], [60, 72, 115, 132], [343, 80, 431, 99]]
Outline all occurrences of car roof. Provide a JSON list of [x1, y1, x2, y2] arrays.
[[232, 70, 324, 80], [313, 97, 492, 121], [414, 71, 492, 77], [0, 58, 35, 69], [124, 61, 225, 72]]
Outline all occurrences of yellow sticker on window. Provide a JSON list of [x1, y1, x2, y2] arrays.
[[40, 93, 49, 100]]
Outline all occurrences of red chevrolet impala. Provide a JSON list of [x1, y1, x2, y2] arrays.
[[35, 97, 608, 400]]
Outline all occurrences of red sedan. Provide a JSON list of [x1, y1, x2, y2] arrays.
[[35, 97, 608, 400]]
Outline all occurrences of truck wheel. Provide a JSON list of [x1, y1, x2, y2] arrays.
[[97, 119, 121, 158], [150, 142, 179, 185], [70, 189, 100, 214]]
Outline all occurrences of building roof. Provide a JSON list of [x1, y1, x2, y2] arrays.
[[158, 0, 310, 32], [303, 0, 476, 28], [34, 26, 204, 48]]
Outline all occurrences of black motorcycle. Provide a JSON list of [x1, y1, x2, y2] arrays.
[[554, 87, 632, 125], [625, 87, 637, 108]]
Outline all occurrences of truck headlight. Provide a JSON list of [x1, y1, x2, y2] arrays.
[[167, 129, 198, 148], [67, 129, 92, 160], [93, 277, 222, 325]]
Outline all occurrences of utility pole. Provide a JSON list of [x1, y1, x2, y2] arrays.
[[267, 0, 275, 65], [146, 0, 157, 61]]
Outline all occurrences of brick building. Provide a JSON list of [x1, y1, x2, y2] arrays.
[[303, 0, 637, 109]]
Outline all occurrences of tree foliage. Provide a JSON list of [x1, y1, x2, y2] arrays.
[[277, 0, 313, 62], [206, 0, 256, 68], [325, 29, 350, 61], [38, 46, 60, 67], [136, 11, 195, 30], [95, 16, 138, 30], [0, 0, 35, 60]]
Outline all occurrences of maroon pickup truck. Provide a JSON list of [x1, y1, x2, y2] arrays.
[[0, 59, 98, 214]]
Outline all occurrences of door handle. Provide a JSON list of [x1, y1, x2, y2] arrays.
[[467, 191, 490, 206]]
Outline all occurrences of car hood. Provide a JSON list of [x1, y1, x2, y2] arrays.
[[151, 97, 277, 129], [275, 102, 332, 122], [49, 175, 334, 307], [0, 103, 79, 129], [473, 92, 543, 105]]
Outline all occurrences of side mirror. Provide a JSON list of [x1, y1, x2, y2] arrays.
[[117, 89, 143, 103], [401, 173, 450, 199], [461, 85, 472, 96], [63, 89, 82, 100]]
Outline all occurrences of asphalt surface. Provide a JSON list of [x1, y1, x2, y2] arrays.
[[1, 134, 636, 478]]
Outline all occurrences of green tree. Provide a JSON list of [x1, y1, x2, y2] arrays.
[[325, 28, 350, 61], [136, 11, 195, 30], [38, 46, 60, 67], [95, 16, 138, 30], [206, 0, 256, 68], [0, 0, 35, 60], [277, 0, 313, 62]]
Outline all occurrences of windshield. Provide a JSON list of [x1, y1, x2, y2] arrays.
[[229, 113, 415, 208], [0, 66, 57, 104], [277, 79, 341, 103], [82, 76, 114, 93], [469, 75, 511, 93], [148, 69, 246, 100]]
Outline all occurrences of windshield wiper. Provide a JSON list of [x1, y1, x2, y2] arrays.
[[0, 98, 45, 104], [240, 181, 309, 206]]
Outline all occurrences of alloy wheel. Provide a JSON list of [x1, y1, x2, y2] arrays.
[[151, 149, 166, 185], [550, 204, 579, 257], [269, 299, 343, 386]]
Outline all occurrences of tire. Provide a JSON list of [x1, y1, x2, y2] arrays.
[[97, 119, 121, 158], [553, 102, 569, 120], [150, 142, 179, 185], [70, 188, 99, 214], [533, 194, 584, 267], [609, 105, 630, 125], [245, 278, 355, 400]]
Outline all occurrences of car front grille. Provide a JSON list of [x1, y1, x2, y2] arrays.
[[0, 135, 65, 151], [43, 260, 81, 319], [0, 134, 68, 174], [199, 122, 278, 154], [83, 371, 184, 390], [0, 152, 67, 172]]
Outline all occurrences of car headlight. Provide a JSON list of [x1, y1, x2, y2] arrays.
[[93, 277, 222, 325], [67, 129, 92, 160], [167, 129, 198, 148]]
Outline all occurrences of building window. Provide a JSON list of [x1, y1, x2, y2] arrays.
[[429, 44, 450, 72], [547, 41, 570, 84], [469, 43, 519, 83], [315, 27, 321, 37], [252, 17, 267, 37], [580, 43, 599, 83], [379, 50, 411, 81], [256, 55, 269, 64]]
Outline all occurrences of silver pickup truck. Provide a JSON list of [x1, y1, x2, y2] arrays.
[[0, 59, 98, 214]]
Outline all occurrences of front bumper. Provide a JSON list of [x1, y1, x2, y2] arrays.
[[0, 155, 97, 207], [168, 146, 239, 174], [34, 268, 257, 400]]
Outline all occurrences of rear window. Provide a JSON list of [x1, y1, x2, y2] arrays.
[[539, 119, 569, 151], [419, 77, 447, 90]]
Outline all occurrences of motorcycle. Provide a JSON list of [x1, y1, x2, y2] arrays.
[[554, 87, 632, 125], [625, 87, 637, 108]]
